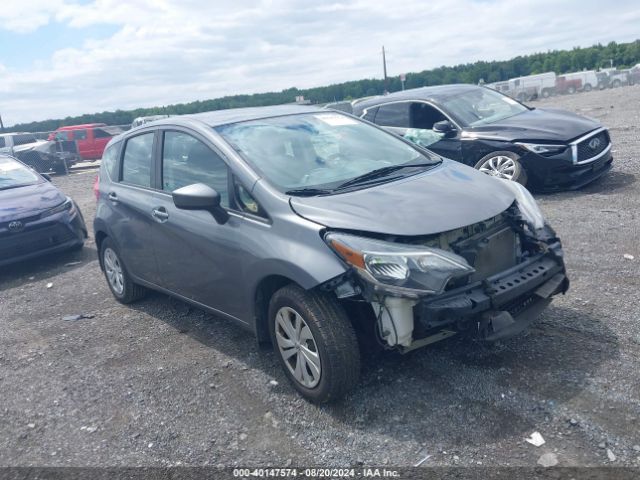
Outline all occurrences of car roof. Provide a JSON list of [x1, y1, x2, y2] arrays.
[[352, 84, 482, 112], [156, 104, 326, 128], [56, 123, 106, 130]]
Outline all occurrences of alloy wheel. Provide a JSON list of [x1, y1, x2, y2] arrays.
[[478, 155, 516, 180], [275, 306, 322, 388], [103, 247, 125, 295]]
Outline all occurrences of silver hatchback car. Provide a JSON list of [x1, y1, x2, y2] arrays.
[[94, 105, 568, 402]]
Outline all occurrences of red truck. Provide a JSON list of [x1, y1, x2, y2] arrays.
[[48, 124, 123, 160]]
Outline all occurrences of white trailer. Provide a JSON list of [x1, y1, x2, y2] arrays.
[[507, 72, 557, 101]]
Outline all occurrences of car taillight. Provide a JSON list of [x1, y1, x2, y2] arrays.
[[93, 175, 100, 201]]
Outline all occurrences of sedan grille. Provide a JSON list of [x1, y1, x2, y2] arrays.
[[576, 130, 610, 162], [0, 224, 75, 260]]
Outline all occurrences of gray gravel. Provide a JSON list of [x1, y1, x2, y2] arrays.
[[1, 86, 639, 468]]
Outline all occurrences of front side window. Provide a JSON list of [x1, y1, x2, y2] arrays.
[[94, 128, 112, 138], [216, 112, 438, 193], [0, 156, 40, 190], [55, 131, 70, 141], [374, 103, 411, 127], [121, 133, 154, 187], [161, 131, 229, 207], [441, 87, 528, 127]]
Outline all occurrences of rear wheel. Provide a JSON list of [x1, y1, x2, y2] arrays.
[[474, 151, 528, 186], [584, 83, 593, 92], [268, 285, 360, 403], [100, 238, 146, 304], [567, 86, 576, 94], [541, 89, 552, 98]]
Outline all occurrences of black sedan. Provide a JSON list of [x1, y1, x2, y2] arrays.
[[0, 154, 87, 267], [349, 84, 612, 191]]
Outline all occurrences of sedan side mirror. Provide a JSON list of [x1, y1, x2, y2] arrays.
[[172, 183, 229, 224], [433, 120, 457, 137]]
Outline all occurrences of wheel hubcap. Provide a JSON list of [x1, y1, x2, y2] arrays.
[[478, 155, 516, 180], [275, 307, 321, 388], [103, 247, 124, 295]]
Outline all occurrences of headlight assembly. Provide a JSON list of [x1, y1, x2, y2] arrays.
[[515, 142, 568, 156], [41, 197, 76, 218], [497, 179, 545, 230], [325, 232, 474, 296]]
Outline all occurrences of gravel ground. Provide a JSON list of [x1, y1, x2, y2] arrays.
[[1, 86, 639, 469]]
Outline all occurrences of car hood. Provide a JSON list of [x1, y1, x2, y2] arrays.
[[289, 160, 516, 236], [12, 140, 52, 154], [0, 181, 66, 223], [464, 108, 601, 143]]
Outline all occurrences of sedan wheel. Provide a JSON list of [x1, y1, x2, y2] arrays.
[[478, 155, 516, 179], [474, 151, 527, 186], [275, 306, 321, 388]]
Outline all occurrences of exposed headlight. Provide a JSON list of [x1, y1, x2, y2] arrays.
[[516, 142, 567, 156], [325, 232, 474, 296], [497, 179, 545, 230], [41, 197, 76, 218]]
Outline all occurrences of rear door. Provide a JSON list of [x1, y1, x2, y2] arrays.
[[105, 130, 160, 283], [72, 129, 91, 159]]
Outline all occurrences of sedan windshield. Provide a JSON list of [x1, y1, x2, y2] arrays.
[[441, 88, 528, 127], [216, 112, 439, 193], [0, 156, 40, 190]]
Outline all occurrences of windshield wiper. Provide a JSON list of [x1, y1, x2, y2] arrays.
[[285, 187, 335, 196], [335, 163, 436, 190]]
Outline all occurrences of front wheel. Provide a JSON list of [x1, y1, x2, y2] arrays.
[[474, 151, 528, 186], [269, 285, 360, 403]]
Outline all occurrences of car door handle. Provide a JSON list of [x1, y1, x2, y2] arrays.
[[151, 207, 169, 222], [107, 192, 118, 202]]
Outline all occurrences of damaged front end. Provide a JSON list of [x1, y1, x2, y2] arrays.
[[321, 186, 568, 352]]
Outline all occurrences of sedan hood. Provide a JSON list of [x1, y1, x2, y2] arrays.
[[289, 160, 516, 236], [464, 108, 601, 143], [0, 181, 66, 223]]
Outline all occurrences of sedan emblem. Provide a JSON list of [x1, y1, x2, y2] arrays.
[[588, 137, 601, 150], [8, 220, 24, 233]]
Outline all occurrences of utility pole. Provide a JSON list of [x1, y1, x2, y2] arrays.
[[0, 113, 4, 132], [382, 46, 389, 94]]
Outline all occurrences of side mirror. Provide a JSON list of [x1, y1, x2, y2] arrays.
[[172, 183, 229, 224], [433, 120, 457, 137], [41, 173, 52, 182]]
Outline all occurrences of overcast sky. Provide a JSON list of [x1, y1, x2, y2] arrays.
[[1, 0, 639, 126]]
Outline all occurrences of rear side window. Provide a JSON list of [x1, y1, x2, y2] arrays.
[[362, 107, 378, 122], [161, 131, 229, 207], [101, 143, 119, 180], [94, 128, 112, 138], [374, 103, 410, 127], [121, 133, 154, 187], [74, 129, 88, 140]]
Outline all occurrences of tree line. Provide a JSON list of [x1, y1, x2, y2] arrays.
[[7, 39, 640, 133]]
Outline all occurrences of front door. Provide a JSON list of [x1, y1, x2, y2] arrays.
[[150, 129, 247, 318]]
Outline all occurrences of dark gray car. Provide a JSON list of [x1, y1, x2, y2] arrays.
[[94, 105, 569, 402]]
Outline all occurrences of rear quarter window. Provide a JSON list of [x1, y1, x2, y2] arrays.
[[101, 143, 119, 180]]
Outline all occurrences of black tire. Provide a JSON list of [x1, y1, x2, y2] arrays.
[[584, 83, 593, 92], [100, 237, 146, 304], [268, 284, 360, 403], [567, 86, 576, 94], [541, 88, 552, 98], [474, 151, 528, 186]]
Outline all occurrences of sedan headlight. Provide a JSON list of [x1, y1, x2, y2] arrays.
[[41, 197, 76, 218], [497, 179, 545, 230], [516, 142, 568, 157], [325, 232, 474, 296]]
